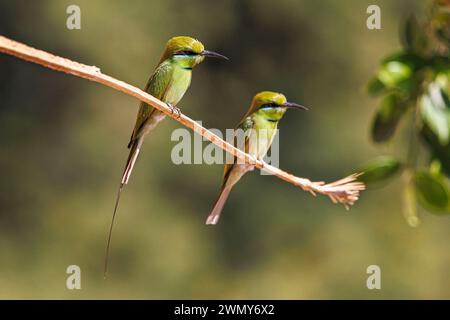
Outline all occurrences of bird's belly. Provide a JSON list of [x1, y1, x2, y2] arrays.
[[140, 110, 166, 137], [163, 68, 192, 105]]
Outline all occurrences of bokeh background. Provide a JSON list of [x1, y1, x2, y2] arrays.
[[0, 0, 449, 299]]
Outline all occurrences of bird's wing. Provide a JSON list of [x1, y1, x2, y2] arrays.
[[128, 61, 174, 146], [222, 116, 254, 183]]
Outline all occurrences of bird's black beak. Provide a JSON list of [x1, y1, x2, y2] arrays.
[[201, 50, 229, 60], [282, 101, 309, 111]]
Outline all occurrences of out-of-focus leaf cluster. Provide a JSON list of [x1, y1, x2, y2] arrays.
[[361, 0, 450, 222]]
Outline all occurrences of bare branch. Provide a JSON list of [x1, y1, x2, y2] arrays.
[[0, 35, 365, 206]]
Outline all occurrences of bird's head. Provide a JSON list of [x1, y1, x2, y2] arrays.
[[160, 36, 228, 68], [250, 91, 308, 121]]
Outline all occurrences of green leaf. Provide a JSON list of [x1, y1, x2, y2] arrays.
[[374, 52, 424, 94], [403, 181, 420, 227], [420, 95, 449, 144], [420, 74, 450, 176], [420, 80, 450, 145], [421, 124, 450, 176], [371, 93, 408, 143], [435, 72, 450, 104], [442, 87, 450, 108], [357, 156, 403, 185], [414, 171, 450, 213], [378, 60, 413, 88], [381, 52, 425, 71], [367, 77, 386, 96], [430, 56, 450, 74], [429, 159, 442, 176]]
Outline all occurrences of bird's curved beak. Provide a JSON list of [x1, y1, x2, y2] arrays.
[[282, 101, 309, 111], [201, 50, 229, 60]]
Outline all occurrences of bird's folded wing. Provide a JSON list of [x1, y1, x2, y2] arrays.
[[222, 116, 254, 181], [129, 61, 174, 146]]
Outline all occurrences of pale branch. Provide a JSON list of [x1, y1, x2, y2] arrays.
[[0, 35, 365, 206]]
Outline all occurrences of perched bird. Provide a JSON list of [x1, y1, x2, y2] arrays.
[[105, 36, 228, 276], [206, 91, 308, 225]]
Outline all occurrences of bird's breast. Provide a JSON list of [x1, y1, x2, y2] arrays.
[[163, 67, 192, 105], [246, 114, 279, 159], [247, 127, 278, 159]]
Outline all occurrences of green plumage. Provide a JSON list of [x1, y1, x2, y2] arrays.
[[104, 36, 227, 277], [207, 91, 307, 225], [124, 38, 206, 183], [128, 60, 191, 150]]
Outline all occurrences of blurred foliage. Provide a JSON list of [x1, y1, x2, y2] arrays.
[[358, 156, 403, 185], [362, 0, 450, 225], [1, 0, 449, 299]]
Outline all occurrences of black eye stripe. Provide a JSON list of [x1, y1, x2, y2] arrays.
[[259, 103, 279, 109], [175, 50, 197, 56]]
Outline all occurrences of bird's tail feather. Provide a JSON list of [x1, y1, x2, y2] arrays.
[[206, 186, 232, 225], [104, 183, 123, 278], [122, 138, 143, 185], [104, 137, 143, 278]]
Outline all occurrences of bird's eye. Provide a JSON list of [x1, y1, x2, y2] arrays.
[[175, 50, 197, 56]]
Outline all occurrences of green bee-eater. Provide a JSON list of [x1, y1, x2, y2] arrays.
[[105, 36, 227, 275], [206, 91, 308, 225]]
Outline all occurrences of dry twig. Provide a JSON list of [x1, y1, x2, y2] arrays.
[[0, 35, 365, 207]]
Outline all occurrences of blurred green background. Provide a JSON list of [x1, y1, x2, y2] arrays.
[[0, 0, 449, 299]]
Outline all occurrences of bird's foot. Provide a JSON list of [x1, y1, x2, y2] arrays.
[[167, 103, 181, 119]]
